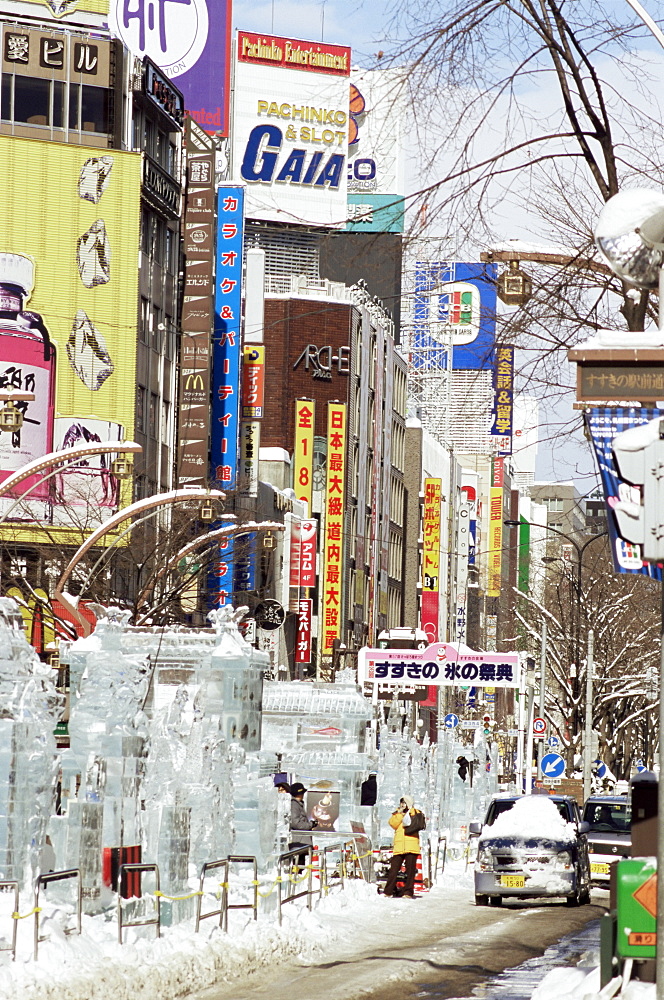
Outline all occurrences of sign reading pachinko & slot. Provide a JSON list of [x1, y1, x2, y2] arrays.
[[357, 643, 520, 688], [420, 478, 441, 643], [293, 399, 315, 511], [586, 407, 662, 580], [322, 402, 347, 654], [208, 186, 243, 609], [487, 457, 504, 597], [233, 31, 350, 228], [491, 344, 514, 455]]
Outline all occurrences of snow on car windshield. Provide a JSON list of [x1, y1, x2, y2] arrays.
[[480, 796, 576, 843]]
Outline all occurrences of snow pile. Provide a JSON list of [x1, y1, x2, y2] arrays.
[[533, 956, 656, 1000], [480, 796, 575, 843]]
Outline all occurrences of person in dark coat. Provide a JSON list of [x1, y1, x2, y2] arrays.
[[289, 782, 316, 862]]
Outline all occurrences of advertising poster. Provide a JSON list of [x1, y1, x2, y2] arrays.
[[420, 478, 441, 643], [322, 402, 346, 654], [109, 0, 233, 134], [306, 789, 340, 831], [487, 457, 504, 597], [0, 135, 141, 536], [412, 261, 497, 372], [241, 345, 265, 418], [586, 407, 663, 580], [293, 399, 315, 511], [491, 344, 514, 455], [232, 31, 350, 228]]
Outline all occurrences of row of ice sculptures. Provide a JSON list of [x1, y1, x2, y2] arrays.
[[0, 596, 498, 920]]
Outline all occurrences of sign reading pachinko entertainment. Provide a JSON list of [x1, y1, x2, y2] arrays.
[[585, 407, 662, 580], [357, 643, 520, 688]]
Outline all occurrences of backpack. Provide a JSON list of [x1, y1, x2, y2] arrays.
[[407, 810, 426, 834]]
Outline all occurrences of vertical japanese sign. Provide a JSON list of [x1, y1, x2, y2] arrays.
[[211, 186, 243, 489], [241, 346, 265, 417], [491, 344, 514, 456], [487, 457, 504, 597], [239, 421, 260, 495], [295, 598, 313, 665], [289, 518, 318, 588], [322, 403, 347, 655], [293, 399, 315, 511], [234, 532, 257, 591], [179, 117, 215, 486], [421, 478, 442, 643], [208, 186, 243, 609]]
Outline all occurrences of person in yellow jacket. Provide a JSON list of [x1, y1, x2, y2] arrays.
[[383, 795, 423, 898]]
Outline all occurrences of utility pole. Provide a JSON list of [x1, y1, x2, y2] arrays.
[[537, 621, 547, 780], [583, 629, 594, 802]]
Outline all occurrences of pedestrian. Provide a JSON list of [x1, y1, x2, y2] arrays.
[[289, 781, 316, 864], [275, 781, 290, 793], [383, 795, 425, 899]]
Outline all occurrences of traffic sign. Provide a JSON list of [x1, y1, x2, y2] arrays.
[[461, 720, 482, 729], [532, 717, 547, 736], [547, 736, 560, 748], [594, 759, 607, 779], [444, 713, 459, 729], [541, 752, 565, 778]]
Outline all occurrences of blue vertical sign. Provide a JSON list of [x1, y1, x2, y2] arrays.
[[208, 186, 244, 609], [233, 532, 257, 593], [211, 186, 243, 488]]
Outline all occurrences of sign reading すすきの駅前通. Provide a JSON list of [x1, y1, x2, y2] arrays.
[[232, 32, 350, 228], [357, 643, 520, 688]]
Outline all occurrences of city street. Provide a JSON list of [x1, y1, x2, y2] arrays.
[[192, 883, 607, 1000]]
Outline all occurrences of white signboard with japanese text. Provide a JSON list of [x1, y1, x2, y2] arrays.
[[357, 643, 520, 688]]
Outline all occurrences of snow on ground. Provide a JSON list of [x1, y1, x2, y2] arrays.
[[533, 950, 656, 1000], [0, 860, 476, 1000]]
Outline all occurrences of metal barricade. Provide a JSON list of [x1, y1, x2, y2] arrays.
[[226, 856, 258, 923], [117, 863, 160, 944], [34, 869, 82, 960], [195, 859, 229, 933], [277, 847, 315, 925], [319, 843, 345, 896], [433, 834, 448, 879], [0, 881, 18, 961]]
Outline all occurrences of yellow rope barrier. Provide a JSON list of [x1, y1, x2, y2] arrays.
[[13, 907, 41, 920], [153, 890, 204, 902]]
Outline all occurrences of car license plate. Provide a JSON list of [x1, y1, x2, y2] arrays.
[[500, 875, 525, 888], [591, 862, 610, 875]]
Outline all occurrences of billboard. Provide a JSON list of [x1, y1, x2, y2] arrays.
[[421, 478, 442, 643], [322, 402, 346, 654], [109, 0, 232, 134], [293, 399, 315, 511], [487, 457, 504, 597], [411, 261, 497, 372], [233, 31, 350, 227], [357, 642, 520, 688], [210, 186, 243, 489], [490, 344, 514, 455], [0, 135, 141, 533], [586, 407, 663, 579], [178, 116, 215, 486]]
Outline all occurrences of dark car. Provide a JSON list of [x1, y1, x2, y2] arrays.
[[470, 793, 591, 907], [582, 795, 631, 885]]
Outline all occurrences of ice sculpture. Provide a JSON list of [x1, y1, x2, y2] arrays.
[[0, 597, 62, 888]]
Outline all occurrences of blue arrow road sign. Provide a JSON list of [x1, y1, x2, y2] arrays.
[[444, 713, 459, 729], [541, 752, 566, 778], [594, 759, 607, 779], [547, 736, 560, 748]]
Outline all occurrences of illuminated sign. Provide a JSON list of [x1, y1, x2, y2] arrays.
[[487, 457, 504, 597], [322, 402, 346, 654], [491, 344, 514, 455], [293, 399, 314, 511], [421, 478, 441, 644], [241, 345, 265, 418]]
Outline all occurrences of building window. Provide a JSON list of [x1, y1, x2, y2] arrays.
[[2, 74, 66, 127], [543, 498, 564, 513], [549, 522, 563, 530], [149, 393, 158, 438], [69, 83, 109, 132], [135, 385, 146, 432]]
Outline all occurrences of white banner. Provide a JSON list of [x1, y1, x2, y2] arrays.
[[357, 642, 520, 688]]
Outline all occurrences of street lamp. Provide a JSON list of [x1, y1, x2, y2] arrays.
[[505, 518, 607, 790]]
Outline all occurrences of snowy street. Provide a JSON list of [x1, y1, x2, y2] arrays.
[[190, 870, 607, 1000]]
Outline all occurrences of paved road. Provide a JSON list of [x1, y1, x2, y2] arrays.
[[189, 886, 608, 1000]]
